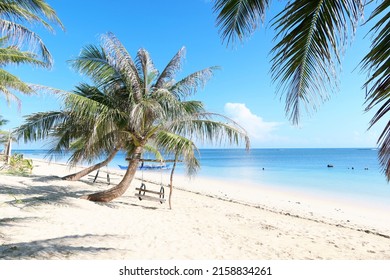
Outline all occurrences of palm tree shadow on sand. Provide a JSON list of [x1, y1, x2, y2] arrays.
[[0, 234, 122, 259], [0, 175, 92, 209]]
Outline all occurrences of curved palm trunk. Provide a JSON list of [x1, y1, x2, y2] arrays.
[[81, 147, 143, 202], [62, 148, 119, 181]]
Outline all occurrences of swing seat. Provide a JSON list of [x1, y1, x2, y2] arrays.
[[135, 183, 165, 204]]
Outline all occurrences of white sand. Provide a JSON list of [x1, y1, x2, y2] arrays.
[[1, 159, 390, 260]]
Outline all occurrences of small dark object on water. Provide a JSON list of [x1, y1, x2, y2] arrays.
[[327, 164, 334, 168]]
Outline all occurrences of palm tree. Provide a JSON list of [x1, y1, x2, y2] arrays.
[[0, 0, 64, 104], [213, 0, 390, 179], [65, 33, 249, 202]]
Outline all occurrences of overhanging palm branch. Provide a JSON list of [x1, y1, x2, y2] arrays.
[[214, 0, 271, 45], [213, 0, 390, 181], [0, 68, 34, 105], [0, 38, 45, 67], [0, 0, 64, 66], [270, 0, 364, 124], [361, 1, 390, 180]]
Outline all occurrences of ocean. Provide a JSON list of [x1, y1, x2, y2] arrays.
[[13, 148, 390, 205]]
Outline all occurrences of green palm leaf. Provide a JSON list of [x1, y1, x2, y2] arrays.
[[14, 111, 68, 142], [154, 130, 200, 176], [361, 1, 390, 180], [0, 41, 45, 67], [0, 0, 64, 66], [169, 66, 220, 99], [155, 46, 186, 88], [101, 32, 142, 100], [214, 0, 270, 45], [271, 0, 364, 124], [0, 68, 34, 105]]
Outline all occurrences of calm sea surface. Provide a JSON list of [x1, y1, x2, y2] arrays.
[[14, 148, 390, 204]]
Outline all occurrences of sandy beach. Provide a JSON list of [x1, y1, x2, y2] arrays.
[[1, 158, 390, 260]]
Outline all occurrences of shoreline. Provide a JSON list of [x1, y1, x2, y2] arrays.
[[1, 158, 390, 259]]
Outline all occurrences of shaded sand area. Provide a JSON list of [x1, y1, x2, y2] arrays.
[[1, 159, 390, 260]]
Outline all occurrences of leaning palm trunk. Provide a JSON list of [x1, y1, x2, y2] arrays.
[[62, 148, 119, 181], [81, 147, 143, 202]]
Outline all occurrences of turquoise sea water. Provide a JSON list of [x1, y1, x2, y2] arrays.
[[13, 148, 390, 204]]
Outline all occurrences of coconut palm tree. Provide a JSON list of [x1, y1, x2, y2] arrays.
[[0, 0, 63, 104], [65, 33, 249, 202], [213, 0, 390, 180]]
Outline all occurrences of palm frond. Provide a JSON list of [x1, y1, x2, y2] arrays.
[[0, 19, 53, 66], [142, 143, 164, 162], [101, 32, 142, 100], [68, 44, 119, 89], [0, 44, 45, 67], [0, 0, 63, 67], [167, 114, 250, 150], [136, 48, 159, 95], [214, 0, 270, 45], [0, 0, 64, 30], [271, 0, 364, 124], [155, 46, 186, 88], [14, 111, 68, 142], [154, 130, 200, 176], [361, 1, 390, 180], [375, 121, 390, 181], [0, 68, 34, 106], [169, 66, 220, 99]]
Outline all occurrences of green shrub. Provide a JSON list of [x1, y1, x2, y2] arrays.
[[1, 153, 33, 175]]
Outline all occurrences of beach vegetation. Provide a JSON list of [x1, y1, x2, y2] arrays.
[[213, 0, 390, 180], [0, 0, 64, 106], [0, 153, 33, 175]]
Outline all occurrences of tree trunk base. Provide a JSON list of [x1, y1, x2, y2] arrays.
[[62, 175, 77, 181], [80, 193, 114, 202]]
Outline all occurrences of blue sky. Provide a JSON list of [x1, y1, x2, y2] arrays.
[[0, 0, 384, 149]]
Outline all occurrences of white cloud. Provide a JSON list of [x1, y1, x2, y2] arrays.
[[224, 103, 281, 143]]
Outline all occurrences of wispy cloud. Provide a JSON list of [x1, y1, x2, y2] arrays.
[[224, 103, 282, 143]]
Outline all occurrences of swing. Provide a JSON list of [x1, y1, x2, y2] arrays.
[[135, 160, 165, 204], [92, 166, 111, 185]]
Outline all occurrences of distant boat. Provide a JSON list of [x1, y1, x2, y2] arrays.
[[118, 164, 171, 170]]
